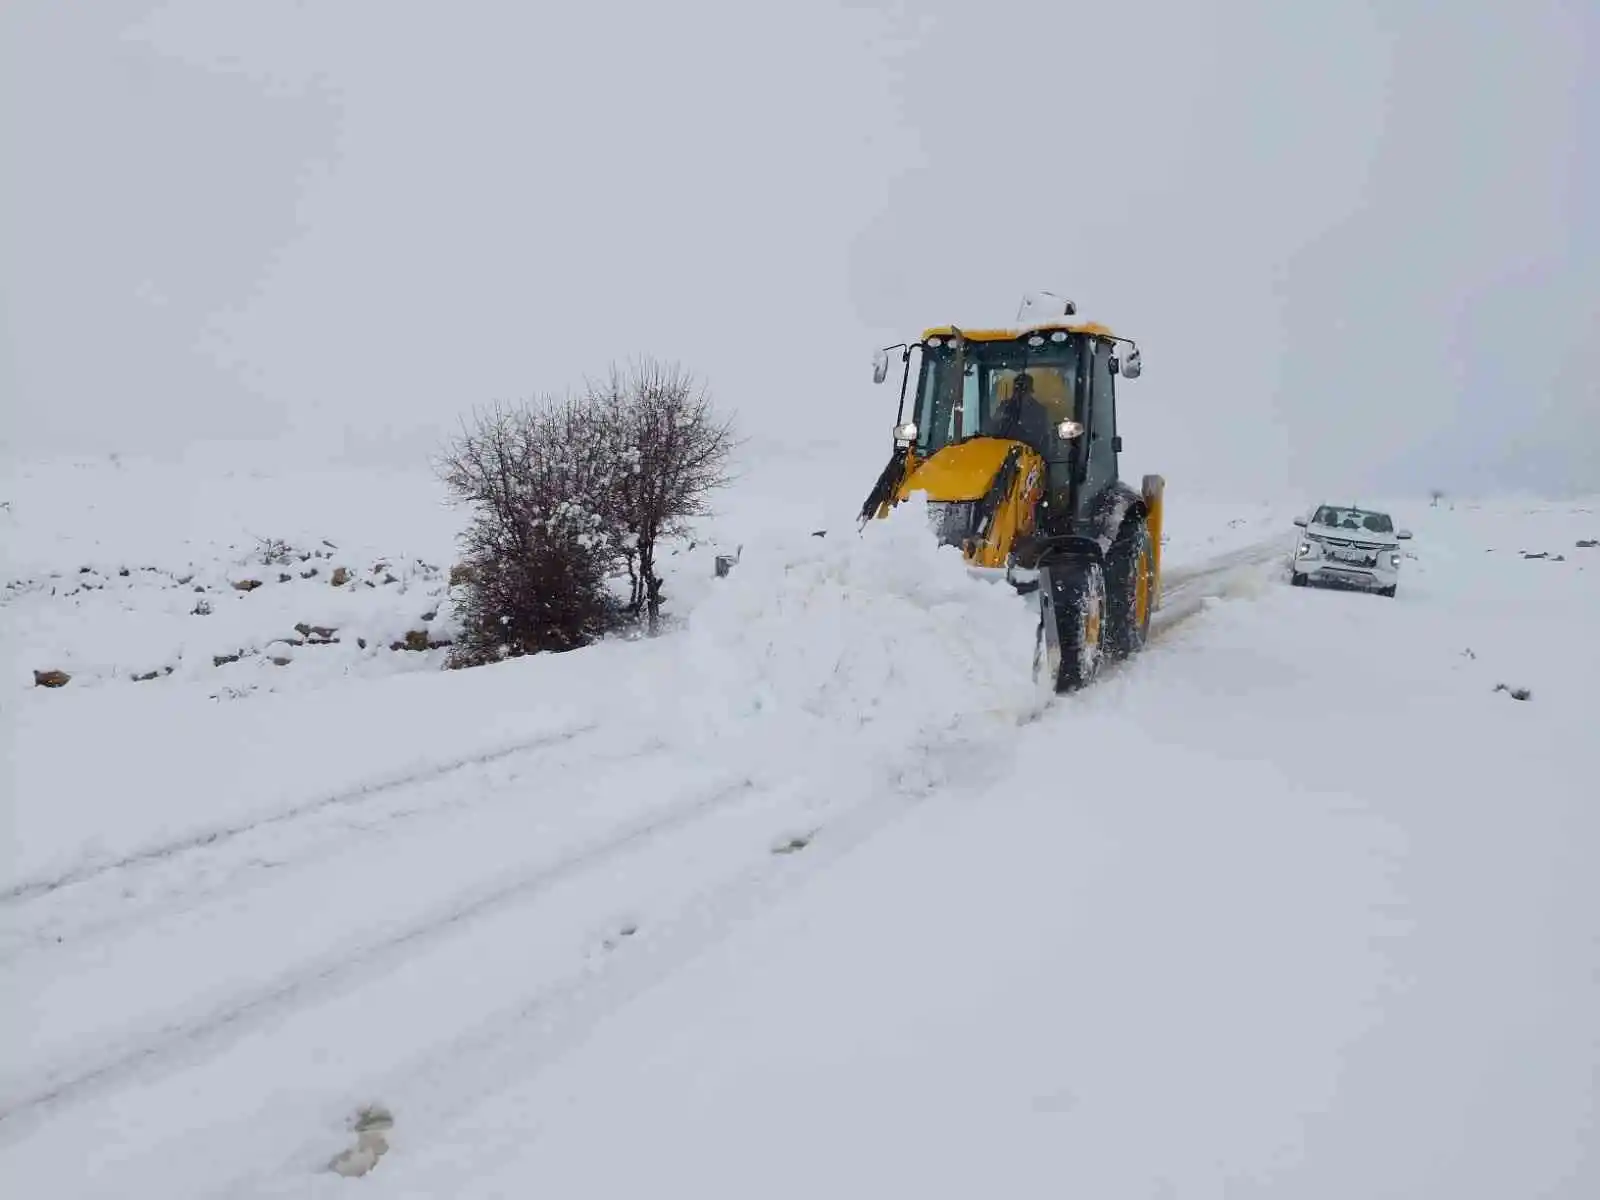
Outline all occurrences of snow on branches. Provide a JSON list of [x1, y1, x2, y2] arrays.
[[437, 359, 735, 665]]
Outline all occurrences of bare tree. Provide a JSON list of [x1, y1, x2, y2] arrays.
[[434, 360, 736, 667], [436, 398, 627, 666], [586, 359, 737, 632]]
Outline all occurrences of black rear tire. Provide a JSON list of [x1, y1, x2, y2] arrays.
[[1034, 556, 1107, 693], [1104, 517, 1155, 660]]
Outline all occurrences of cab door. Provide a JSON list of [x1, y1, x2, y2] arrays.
[[1081, 338, 1120, 503]]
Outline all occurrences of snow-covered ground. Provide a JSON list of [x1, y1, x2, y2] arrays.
[[2, 456, 1596, 1198], [0, 447, 1295, 702], [0, 455, 464, 696]]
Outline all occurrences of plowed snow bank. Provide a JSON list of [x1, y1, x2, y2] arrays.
[[653, 493, 1043, 750]]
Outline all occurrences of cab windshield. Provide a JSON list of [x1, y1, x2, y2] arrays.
[[1313, 506, 1394, 534], [910, 335, 1085, 460]]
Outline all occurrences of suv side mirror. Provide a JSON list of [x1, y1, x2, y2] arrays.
[[1397, 529, 1412, 540], [1292, 517, 1307, 528], [872, 348, 890, 385]]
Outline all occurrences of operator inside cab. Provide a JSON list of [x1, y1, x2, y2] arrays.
[[982, 370, 1056, 451]]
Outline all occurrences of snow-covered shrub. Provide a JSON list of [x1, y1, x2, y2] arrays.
[[437, 399, 626, 666], [583, 359, 737, 631], [436, 365, 734, 664]]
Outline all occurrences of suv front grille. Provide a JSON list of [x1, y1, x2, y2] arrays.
[[1317, 534, 1383, 567]]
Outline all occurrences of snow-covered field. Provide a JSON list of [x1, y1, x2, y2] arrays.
[[2, 456, 1597, 1198]]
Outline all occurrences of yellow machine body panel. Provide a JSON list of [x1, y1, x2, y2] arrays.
[[969, 444, 1047, 568], [895, 437, 1016, 503], [1141, 473, 1165, 608], [894, 437, 1048, 569]]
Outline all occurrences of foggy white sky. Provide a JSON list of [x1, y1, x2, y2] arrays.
[[2, 0, 1594, 498]]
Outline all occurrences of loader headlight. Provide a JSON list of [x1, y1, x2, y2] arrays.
[[893, 422, 918, 445], [1056, 419, 1084, 440]]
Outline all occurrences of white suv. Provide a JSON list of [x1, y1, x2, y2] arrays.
[[1290, 504, 1412, 597]]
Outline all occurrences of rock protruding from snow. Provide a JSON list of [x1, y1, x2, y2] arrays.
[[328, 1104, 395, 1178]]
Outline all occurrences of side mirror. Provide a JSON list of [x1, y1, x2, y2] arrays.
[[1109, 357, 1120, 376], [1397, 529, 1412, 540], [872, 348, 890, 385], [1120, 346, 1142, 379], [1293, 517, 1307, 528]]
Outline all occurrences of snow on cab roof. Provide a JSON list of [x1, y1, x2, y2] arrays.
[[918, 321, 1117, 342]]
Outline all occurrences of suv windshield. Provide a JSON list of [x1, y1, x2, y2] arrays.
[[911, 335, 1085, 460], [1312, 505, 1394, 534]]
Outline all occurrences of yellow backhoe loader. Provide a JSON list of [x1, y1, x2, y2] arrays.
[[860, 295, 1164, 692]]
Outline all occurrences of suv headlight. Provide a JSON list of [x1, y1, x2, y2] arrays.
[[1390, 552, 1401, 568], [1297, 540, 1314, 558]]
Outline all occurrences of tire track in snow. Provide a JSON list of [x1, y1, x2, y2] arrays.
[[0, 726, 670, 964], [0, 768, 766, 1129], [227, 734, 1005, 1194], [1045, 536, 1287, 695], [0, 721, 601, 906], [1151, 536, 1288, 634]]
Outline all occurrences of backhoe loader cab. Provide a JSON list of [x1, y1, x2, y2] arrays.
[[859, 303, 1165, 693]]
